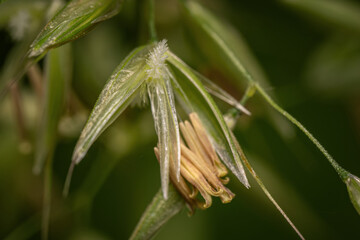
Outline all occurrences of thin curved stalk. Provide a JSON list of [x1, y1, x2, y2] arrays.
[[254, 83, 349, 181]]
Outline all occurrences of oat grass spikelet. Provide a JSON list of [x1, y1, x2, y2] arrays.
[[67, 39, 249, 200]]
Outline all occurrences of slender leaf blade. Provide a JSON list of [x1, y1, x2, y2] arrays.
[[29, 0, 123, 58], [71, 45, 151, 166]]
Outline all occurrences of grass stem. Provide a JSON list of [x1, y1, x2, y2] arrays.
[[254, 83, 349, 181], [148, 0, 158, 42]]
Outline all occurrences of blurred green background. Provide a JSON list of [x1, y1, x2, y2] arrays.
[[1, 0, 360, 239]]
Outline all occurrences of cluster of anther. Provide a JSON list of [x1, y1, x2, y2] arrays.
[[155, 113, 234, 211]]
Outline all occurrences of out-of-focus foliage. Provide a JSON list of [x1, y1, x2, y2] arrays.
[[306, 35, 360, 97], [279, 0, 360, 35], [0, 0, 46, 96], [0, 0, 360, 239], [34, 44, 72, 174]]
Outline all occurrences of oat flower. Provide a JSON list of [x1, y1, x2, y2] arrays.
[[155, 113, 235, 211], [66, 40, 250, 199]]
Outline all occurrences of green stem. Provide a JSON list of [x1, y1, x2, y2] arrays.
[[240, 83, 256, 105], [254, 83, 349, 181], [148, 0, 158, 42], [42, 156, 53, 240]]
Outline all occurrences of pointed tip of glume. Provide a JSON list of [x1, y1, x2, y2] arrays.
[[237, 172, 250, 189], [63, 161, 76, 197], [72, 150, 85, 165], [242, 174, 251, 189], [236, 103, 251, 116]]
